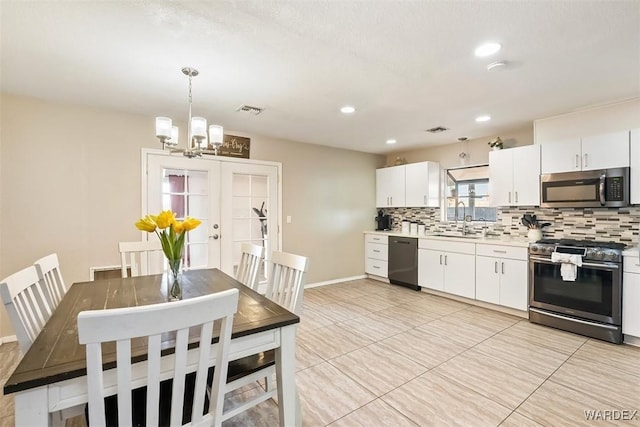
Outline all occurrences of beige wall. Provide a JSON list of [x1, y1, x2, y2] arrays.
[[385, 126, 534, 168], [0, 93, 384, 338]]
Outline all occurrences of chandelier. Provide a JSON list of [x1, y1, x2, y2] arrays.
[[155, 67, 224, 157]]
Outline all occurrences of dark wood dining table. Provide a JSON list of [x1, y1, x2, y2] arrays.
[[4, 268, 301, 427]]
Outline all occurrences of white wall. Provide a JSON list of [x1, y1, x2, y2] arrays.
[[386, 126, 534, 168], [534, 98, 640, 143], [0, 93, 384, 337]]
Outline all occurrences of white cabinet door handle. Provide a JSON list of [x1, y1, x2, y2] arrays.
[[501, 262, 505, 274], [515, 191, 518, 203], [444, 255, 448, 266], [575, 154, 580, 168], [508, 192, 511, 203], [424, 195, 427, 205], [439, 254, 443, 265], [584, 153, 588, 168], [494, 261, 498, 274]]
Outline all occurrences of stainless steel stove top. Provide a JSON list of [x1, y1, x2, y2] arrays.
[[529, 238, 626, 263]]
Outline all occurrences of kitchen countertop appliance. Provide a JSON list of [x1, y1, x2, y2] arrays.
[[375, 210, 391, 231], [529, 238, 625, 343], [388, 236, 419, 291]]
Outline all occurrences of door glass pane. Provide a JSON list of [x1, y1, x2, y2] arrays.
[[232, 196, 251, 217], [160, 167, 210, 269], [187, 243, 208, 268], [187, 170, 208, 195], [231, 172, 270, 283], [188, 195, 208, 220], [252, 175, 268, 197]]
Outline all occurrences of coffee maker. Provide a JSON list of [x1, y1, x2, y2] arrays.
[[375, 210, 391, 231]]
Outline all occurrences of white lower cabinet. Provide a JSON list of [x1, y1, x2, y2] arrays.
[[623, 255, 640, 339], [364, 234, 388, 277], [475, 244, 528, 311], [419, 240, 475, 299]]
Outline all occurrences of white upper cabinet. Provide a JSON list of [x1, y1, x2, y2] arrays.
[[541, 138, 582, 174], [580, 131, 630, 171], [405, 161, 440, 207], [541, 131, 630, 174], [630, 128, 640, 204], [490, 145, 540, 206], [376, 166, 405, 207], [376, 161, 440, 208]]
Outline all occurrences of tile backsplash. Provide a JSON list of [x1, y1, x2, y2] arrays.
[[383, 206, 640, 244]]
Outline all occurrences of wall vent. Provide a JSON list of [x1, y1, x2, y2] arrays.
[[425, 126, 449, 133], [236, 105, 265, 115]]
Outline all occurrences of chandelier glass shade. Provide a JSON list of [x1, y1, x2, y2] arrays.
[[155, 67, 224, 157]]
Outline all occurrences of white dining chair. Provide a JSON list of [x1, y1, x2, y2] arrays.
[[78, 288, 239, 427], [4, 261, 84, 426], [34, 253, 67, 309], [118, 239, 163, 278], [0, 265, 53, 354], [221, 250, 308, 422], [236, 243, 265, 291]]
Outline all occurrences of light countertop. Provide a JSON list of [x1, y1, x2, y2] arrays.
[[623, 246, 639, 257], [364, 230, 531, 248]]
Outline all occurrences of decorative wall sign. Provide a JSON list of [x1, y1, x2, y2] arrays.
[[209, 134, 250, 158]]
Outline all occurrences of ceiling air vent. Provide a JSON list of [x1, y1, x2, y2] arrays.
[[425, 126, 449, 133], [236, 105, 264, 115]]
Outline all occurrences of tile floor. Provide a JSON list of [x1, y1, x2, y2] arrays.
[[1, 278, 639, 426]]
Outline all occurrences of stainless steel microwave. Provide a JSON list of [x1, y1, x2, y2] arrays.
[[540, 167, 630, 208]]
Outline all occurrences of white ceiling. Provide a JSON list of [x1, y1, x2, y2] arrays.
[[1, 1, 639, 154]]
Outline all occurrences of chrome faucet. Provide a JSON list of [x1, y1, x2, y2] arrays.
[[478, 217, 488, 237], [456, 201, 468, 235]]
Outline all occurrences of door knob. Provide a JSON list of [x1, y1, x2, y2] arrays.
[[210, 234, 219, 240]]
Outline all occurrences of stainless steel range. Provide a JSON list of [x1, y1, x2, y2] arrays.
[[528, 238, 626, 344]]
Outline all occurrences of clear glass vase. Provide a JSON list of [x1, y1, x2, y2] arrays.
[[167, 258, 182, 301]]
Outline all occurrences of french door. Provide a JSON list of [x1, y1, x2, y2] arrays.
[[144, 151, 280, 281]]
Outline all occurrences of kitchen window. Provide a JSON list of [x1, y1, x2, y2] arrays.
[[445, 165, 497, 222]]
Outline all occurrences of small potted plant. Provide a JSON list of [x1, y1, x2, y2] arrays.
[[488, 137, 503, 150]]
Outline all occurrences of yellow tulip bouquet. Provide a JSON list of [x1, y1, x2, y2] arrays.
[[135, 210, 201, 299]]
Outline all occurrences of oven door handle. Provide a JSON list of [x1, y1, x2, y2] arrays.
[[529, 255, 620, 270]]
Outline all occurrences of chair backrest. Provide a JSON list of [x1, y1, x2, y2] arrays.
[[0, 265, 54, 353], [118, 240, 164, 278], [34, 253, 67, 309], [265, 251, 309, 314], [78, 289, 239, 427], [236, 243, 265, 290]]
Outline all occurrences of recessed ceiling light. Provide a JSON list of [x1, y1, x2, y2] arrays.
[[386, 139, 397, 144], [340, 106, 356, 114], [474, 42, 502, 57], [475, 115, 491, 122]]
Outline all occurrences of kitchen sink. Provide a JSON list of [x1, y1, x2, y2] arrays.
[[429, 233, 483, 240]]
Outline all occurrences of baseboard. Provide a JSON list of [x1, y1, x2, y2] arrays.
[[420, 288, 528, 319], [624, 334, 640, 347], [305, 275, 367, 289], [0, 335, 17, 346]]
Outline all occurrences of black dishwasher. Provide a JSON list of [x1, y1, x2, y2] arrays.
[[388, 236, 420, 291]]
